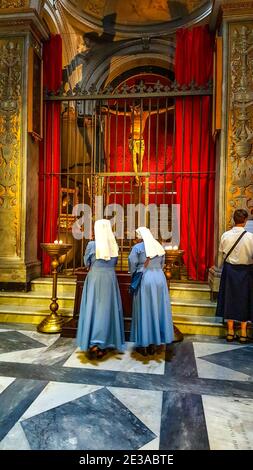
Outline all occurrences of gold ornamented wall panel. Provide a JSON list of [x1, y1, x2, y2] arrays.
[[0, 37, 23, 257], [227, 23, 253, 227]]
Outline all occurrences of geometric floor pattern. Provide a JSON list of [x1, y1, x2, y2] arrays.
[[0, 323, 253, 450], [21, 388, 156, 450]]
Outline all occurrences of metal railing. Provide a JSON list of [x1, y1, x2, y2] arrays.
[[40, 79, 214, 280]]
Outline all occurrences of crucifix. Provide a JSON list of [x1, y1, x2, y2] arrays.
[[102, 103, 174, 184]]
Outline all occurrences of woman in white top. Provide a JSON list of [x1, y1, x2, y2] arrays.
[[216, 209, 253, 342]]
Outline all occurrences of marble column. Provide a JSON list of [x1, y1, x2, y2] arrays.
[[0, 2, 48, 290], [209, 1, 253, 298]]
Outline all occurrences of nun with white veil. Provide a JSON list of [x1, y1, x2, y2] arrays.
[[128, 227, 174, 355], [77, 219, 125, 359]]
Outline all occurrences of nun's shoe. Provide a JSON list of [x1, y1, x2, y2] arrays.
[[136, 347, 148, 356], [141, 347, 148, 356], [226, 333, 235, 342], [95, 347, 107, 359], [147, 344, 155, 355], [88, 345, 99, 359], [238, 335, 249, 344]]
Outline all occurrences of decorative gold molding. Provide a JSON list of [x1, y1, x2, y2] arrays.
[[223, 1, 253, 9], [227, 23, 253, 227], [0, 10, 49, 43], [0, 0, 28, 8], [222, 1, 253, 17], [0, 37, 23, 257], [27, 46, 43, 140], [212, 36, 222, 136]]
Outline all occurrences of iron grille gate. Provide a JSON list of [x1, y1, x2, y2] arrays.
[[41, 80, 214, 280]]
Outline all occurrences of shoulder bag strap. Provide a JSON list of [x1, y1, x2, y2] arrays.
[[224, 230, 247, 262]]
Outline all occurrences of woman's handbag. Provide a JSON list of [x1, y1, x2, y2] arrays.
[[129, 257, 150, 295], [129, 271, 143, 295]]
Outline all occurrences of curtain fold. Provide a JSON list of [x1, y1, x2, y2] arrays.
[[38, 35, 62, 275], [174, 26, 215, 281]]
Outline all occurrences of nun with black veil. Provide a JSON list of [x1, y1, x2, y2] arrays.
[[77, 219, 125, 359]]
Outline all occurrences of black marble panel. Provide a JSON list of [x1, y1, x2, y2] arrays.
[[0, 361, 253, 399], [164, 341, 198, 377], [201, 346, 253, 377], [21, 388, 155, 450], [0, 379, 47, 441], [159, 391, 209, 450], [0, 331, 45, 354], [33, 337, 77, 366]]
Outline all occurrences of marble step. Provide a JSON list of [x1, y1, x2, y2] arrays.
[[0, 292, 75, 309], [31, 278, 76, 295], [123, 314, 224, 338], [172, 314, 225, 337], [31, 277, 211, 301], [0, 304, 73, 325], [0, 293, 215, 315], [0, 277, 216, 334], [171, 298, 216, 316], [0, 306, 223, 337], [170, 283, 211, 300]]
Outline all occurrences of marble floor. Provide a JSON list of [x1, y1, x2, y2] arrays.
[[0, 323, 253, 450]]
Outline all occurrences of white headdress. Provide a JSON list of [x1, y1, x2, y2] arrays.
[[136, 227, 165, 258], [94, 219, 119, 260]]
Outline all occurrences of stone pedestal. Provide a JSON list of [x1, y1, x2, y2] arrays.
[[0, 4, 48, 290]]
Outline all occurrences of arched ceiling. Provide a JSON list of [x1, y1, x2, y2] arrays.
[[59, 0, 213, 38]]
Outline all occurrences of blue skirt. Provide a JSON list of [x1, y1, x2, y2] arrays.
[[216, 262, 253, 322], [77, 267, 125, 352], [130, 268, 174, 347]]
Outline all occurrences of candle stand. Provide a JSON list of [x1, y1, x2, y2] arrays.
[[37, 243, 72, 333]]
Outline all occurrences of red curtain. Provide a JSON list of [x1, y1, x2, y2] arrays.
[[175, 26, 215, 281], [38, 35, 62, 274]]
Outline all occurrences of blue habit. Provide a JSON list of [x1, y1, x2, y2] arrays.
[[128, 242, 174, 347], [76, 241, 125, 352]]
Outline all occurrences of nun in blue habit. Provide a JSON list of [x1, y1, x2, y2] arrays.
[[129, 227, 174, 355], [76, 219, 125, 359]]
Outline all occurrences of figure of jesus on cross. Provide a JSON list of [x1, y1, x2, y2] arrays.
[[102, 103, 174, 184]]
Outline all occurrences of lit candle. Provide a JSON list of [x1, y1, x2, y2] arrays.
[[59, 240, 63, 245], [173, 245, 178, 250], [54, 240, 58, 245]]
